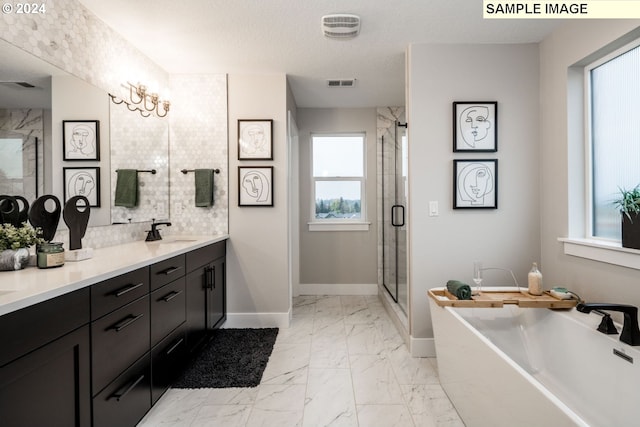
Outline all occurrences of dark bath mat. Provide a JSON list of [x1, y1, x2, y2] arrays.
[[173, 328, 278, 389]]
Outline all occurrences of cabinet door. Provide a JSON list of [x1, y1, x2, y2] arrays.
[[0, 325, 91, 427], [185, 266, 207, 354], [207, 257, 226, 329]]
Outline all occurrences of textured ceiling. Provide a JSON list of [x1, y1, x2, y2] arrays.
[[77, 0, 562, 108]]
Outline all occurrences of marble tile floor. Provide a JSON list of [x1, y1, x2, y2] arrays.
[[137, 295, 465, 427]]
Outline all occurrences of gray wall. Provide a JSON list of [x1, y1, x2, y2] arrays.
[[540, 21, 640, 311], [297, 108, 378, 290], [406, 43, 541, 353], [226, 73, 292, 327]]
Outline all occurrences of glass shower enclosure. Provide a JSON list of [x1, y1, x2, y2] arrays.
[[382, 120, 408, 314]]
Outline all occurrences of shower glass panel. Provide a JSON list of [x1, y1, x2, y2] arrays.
[[382, 122, 408, 313]]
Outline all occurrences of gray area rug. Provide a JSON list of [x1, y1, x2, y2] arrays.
[[173, 328, 278, 389]]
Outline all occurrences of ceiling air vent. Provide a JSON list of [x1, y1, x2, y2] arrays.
[[326, 79, 356, 88], [321, 14, 360, 39]]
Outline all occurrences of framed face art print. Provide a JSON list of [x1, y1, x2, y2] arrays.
[[63, 120, 100, 160], [453, 102, 497, 152], [453, 159, 497, 209], [63, 166, 100, 207], [238, 119, 273, 160], [238, 166, 273, 207]]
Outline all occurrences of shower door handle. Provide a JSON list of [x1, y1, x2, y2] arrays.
[[391, 205, 405, 227]]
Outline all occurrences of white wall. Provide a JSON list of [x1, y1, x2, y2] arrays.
[[540, 21, 640, 309], [406, 44, 541, 354], [226, 73, 291, 327]]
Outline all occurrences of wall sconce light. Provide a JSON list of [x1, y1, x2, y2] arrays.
[[109, 82, 170, 118]]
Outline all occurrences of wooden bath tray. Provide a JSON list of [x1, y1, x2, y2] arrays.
[[428, 288, 578, 309]]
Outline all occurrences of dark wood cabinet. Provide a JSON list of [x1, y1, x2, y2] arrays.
[[184, 241, 226, 354], [91, 295, 151, 395], [151, 325, 187, 404], [0, 289, 91, 427], [208, 256, 226, 329], [0, 238, 226, 427], [92, 354, 151, 427]]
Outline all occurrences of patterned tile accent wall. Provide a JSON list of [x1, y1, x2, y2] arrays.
[[0, 0, 169, 99], [169, 74, 228, 236], [1, 1, 229, 248]]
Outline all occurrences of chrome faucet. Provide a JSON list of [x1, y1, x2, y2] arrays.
[[576, 303, 640, 346], [145, 221, 172, 241]]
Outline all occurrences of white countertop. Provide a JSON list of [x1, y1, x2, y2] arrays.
[[0, 234, 229, 316]]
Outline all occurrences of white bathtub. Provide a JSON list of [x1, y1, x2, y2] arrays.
[[429, 290, 640, 427]]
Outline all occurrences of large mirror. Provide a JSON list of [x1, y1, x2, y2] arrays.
[[0, 40, 170, 226], [110, 98, 169, 224]]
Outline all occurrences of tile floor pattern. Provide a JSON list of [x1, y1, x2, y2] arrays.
[[137, 295, 465, 427]]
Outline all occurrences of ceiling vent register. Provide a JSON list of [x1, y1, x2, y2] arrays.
[[326, 79, 356, 88], [321, 14, 361, 39]]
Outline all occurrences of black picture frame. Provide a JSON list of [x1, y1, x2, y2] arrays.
[[453, 102, 497, 152], [238, 166, 273, 207], [63, 166, 100, 207], [62, 120, 100, 161], [453, 159, 497, 209], [238, 119, 273, 160]]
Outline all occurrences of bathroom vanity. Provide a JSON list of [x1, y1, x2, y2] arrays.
[[0, 235, 227, 427]]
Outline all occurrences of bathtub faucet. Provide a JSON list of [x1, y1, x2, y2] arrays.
[[576, 303, 640, 346]]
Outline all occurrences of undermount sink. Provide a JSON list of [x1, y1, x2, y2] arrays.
[[157, 238, 198, 244]]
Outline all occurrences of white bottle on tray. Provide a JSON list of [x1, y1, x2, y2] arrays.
[[528, 262, 543, 296]]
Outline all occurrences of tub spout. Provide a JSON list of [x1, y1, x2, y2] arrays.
[[576, 303, 640, 346]]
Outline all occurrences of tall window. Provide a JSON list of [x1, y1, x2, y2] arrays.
[[312, 133, 365, 222], [588, 40, 640, 240]]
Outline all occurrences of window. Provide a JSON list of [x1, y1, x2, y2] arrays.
[[587, 40, 640, 240], [310, 133, 367, 230]]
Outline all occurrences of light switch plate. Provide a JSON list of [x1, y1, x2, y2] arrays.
[[429, 201, 439, 216]]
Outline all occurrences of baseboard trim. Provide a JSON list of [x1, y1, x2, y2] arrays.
[[299, 283, 378, 295], [410, 336, 436, 357], [223, 311, 291, 329]]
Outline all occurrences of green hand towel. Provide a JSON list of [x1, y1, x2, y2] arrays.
[[195, 169, 214, 207], [446, 280, 472, 300], [114, 169, 138, 208]]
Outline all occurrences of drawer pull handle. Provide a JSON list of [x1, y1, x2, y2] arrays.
[[111, 374, 145, 402], [205, 266, 214, 289], [166, 337, 185, 355], [161, 290, 183, 302], [111, 313, 144, 332], [113, 282, 144, 297], [159, 266, 182, 276]]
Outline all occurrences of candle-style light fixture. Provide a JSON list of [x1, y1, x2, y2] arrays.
[[109, 82, 170, 118]]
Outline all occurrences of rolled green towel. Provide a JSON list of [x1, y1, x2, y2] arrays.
[[446, 280, 472, 300]]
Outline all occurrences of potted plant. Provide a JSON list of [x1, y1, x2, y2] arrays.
[[0, 222, 42, 270], [613, 185, 640, 249]]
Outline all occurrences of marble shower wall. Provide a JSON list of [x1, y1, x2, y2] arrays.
[[0, 109, 44, 200]]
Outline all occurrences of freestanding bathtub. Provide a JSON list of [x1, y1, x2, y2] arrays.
[[429, 288, 640, 427]]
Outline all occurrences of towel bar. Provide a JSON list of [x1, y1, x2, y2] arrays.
[[116, 169, 157, 174], [181, 169, 220, 174]]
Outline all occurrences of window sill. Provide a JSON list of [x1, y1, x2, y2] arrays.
[[308, 221, 371, 232], [559, 237, 640, 270]]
